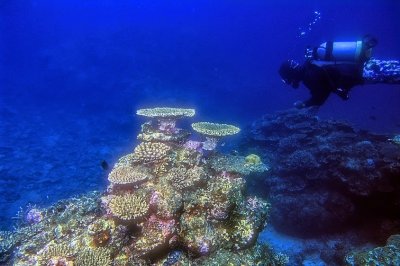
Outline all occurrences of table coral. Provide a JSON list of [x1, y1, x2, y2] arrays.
[[137, 107, 195, 134], [108, 165, 153, 185], [192, 122, 240, 150]]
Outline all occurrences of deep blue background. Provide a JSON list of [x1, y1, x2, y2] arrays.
[[1, 0, 400, 229]]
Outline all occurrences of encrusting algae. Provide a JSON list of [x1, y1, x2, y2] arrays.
[[1, 106, 289, 265]]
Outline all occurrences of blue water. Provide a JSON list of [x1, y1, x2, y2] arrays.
[[1, 0, 399, 253]]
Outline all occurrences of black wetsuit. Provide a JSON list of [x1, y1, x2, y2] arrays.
[[301, 61, 364, 107]]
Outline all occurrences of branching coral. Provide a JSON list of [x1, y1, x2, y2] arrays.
[[107, 192, 149, 222], [76, 247, 112, 266], [132, 142, 171, 164], [164, 165, 208, 192], [38, 243, 75, 266]]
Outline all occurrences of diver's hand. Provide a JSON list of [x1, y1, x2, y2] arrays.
[[293, 100, 306, 109]]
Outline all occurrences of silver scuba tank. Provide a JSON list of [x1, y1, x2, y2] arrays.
[[305, 36, 377, 63]]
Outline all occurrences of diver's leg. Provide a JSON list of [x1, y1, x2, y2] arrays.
[[363, 58, 400, 84]]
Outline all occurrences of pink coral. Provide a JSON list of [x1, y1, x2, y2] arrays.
[[150, 191, 160, 207]]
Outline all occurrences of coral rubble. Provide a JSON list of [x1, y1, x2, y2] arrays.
[[1, 107, 285, 265]]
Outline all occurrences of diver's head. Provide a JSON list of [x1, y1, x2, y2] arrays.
[[279, 59, 302, 88]]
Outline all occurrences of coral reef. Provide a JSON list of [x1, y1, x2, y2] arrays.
[[239, 108, 400, 238], [1, 107, 284, 265], [208, 154, 269, 176], [345, 235, 400, 265]]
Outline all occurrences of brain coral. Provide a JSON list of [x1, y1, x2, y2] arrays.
[[108, 193, 149, 221], [133, 142, 171, 163], [108, 165, 153, 185]]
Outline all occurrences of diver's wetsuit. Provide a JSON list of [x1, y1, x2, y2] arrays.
[[301, 61, 364, 107]]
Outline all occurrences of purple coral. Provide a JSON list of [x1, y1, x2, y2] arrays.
[[198, 240, 210, 255], [25, 208, 43, 224], [183, 140, 203, 152], [158, 119, 179, 134]]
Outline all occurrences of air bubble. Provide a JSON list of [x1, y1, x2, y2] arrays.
[[298, 11, 322, 38]]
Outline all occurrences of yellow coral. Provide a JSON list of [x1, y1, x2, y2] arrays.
[[233, 218, 255, 248], [76, 247, 112, 266], [136, 107, 195, 118], [244, 154, 262, 165], [108, 193, 149, 221], [108, 165, 153, 185], [133, 142, 171, 163], [191, 122, 240, 137]]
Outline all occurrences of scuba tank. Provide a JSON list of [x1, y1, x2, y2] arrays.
[[305, 35, 378, 63]]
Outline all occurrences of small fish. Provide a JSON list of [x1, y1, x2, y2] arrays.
[[100, 160, 109, 170]]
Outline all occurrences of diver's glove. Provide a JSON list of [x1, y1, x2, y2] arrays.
[[293, 100, 306, 109]]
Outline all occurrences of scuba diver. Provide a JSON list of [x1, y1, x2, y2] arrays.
[[279, 35, 400, 108]]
